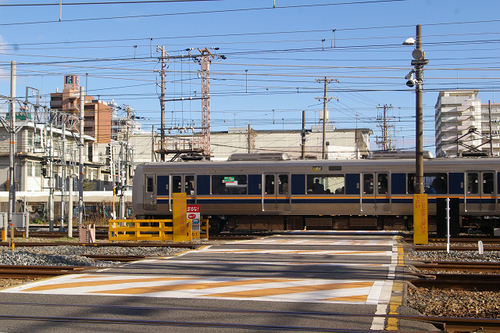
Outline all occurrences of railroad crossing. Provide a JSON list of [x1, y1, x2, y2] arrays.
[[0, 232, 437, 332]]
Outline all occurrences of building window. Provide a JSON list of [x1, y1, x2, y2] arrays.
[[27, 162, 33, 176], [34, 163, 41, 177], [34, 132, 42, 149]]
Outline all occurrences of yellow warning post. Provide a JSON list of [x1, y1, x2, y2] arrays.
[[173, 193, 192, 242], [413, 194, 428, 245]]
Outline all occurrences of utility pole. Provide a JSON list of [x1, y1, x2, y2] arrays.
[[78, 86, 84, 226], [488, 100, 493, 156], [7, 61, 16, 240], [376, 104, 394, 151], [315, 77, 338, 160], [301, 110, 307, 159], [199, 48, 214, 158], [48, 110, 55, 231], [412, 25, 429, 195], [247, 124, 252, 153], [157, 46, 167, 162], [154, 47, 223, 161], [60, 119, 66, 232]]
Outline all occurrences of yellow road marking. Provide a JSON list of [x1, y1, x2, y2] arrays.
[[386, 237, 404, 331], [91, 278, 297, 295], [23, 276, 195, 292], [322, 294, 368, 302], [202, 281, 374, 298]]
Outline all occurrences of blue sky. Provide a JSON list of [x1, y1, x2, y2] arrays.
[[1, 0, 500, 154]]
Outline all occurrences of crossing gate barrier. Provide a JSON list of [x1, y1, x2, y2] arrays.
[[108, 218, 210, 242], [109, 219, 174, 242]]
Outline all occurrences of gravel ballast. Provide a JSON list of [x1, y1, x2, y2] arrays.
[[0, 245, 188, 267], [406, 245, 500, 319]]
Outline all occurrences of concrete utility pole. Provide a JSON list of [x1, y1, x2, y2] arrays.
[[301, 110, 306, 159], [412, 25, 429, 194], [78, 86, 84, 226], [199, 48, 214, 158], [315, 77, 338, 160], [488, 100, 493, 156], [7, 61, 16, 239], [48, 110, 55, 231], [60, 120, 66, 232], [157, 46, 167, 162]]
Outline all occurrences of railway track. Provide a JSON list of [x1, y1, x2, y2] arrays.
[[411, 260, 500, 290], [0, 300, 496, 333], [413, 261, 500, 273], [0, 265, 88, 279], [0, 253, 147, 279], [0, 241, 197, 249]]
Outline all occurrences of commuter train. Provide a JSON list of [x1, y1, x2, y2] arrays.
[[132, 154, 500, 235]]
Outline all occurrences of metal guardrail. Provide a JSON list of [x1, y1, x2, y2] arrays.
[[109, 220, 174, 242], [108, 219, 209, 242]]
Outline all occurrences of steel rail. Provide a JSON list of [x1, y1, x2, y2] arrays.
[[0, 301, 498, 332], [0, 242, 197, 248], [413, 261, 500, 273], [0, 265, 89, 278], [0, 314, 397, 332], [410, 276, 500, 291]]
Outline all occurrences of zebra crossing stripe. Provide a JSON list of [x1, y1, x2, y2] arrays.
[[90, 278, 298, 295], [21, 276, 196, 292], [201, 281, 374, 298]]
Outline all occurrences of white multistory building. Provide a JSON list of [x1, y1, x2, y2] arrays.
[[435, 90, 483, 157]]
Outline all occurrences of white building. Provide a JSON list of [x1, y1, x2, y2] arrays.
[[0, 121, 104, 193], [435, 90, 482, 157], [124, 126, 373, 163], [480, 102, 500, 156]]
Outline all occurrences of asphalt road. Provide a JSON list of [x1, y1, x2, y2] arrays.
[[0, 232, 439, 332]]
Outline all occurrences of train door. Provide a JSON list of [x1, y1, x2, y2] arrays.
[[170, 174, 196, 210], [465, 171, 496, 213], [143, 174, 157, 211], [360, 172, 391, 213], [263, 173, 291, 212]]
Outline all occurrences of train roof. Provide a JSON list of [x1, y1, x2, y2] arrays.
[[137, 157, 500, 169]]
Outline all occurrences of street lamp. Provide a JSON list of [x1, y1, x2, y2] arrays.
[[403, 24, 429, 195]]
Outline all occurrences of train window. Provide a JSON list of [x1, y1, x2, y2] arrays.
[[212, 175, 248, 195], [172, 176, 182, 193], [279, 174, 289, 195], [146, 177, 154, 193], [408, 173, 448, 194], [265, 175, 275, 194], [363, 174, 374, 194], [378, 173, 388, 194], [467, 173, 479, 194], [425, 174, 447, 194], [307, 175, 344, 194], [483, 173, 494, 194], [185, 175, 195, 195]]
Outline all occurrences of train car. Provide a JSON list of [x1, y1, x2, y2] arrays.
[[132, 157, 500, 234]]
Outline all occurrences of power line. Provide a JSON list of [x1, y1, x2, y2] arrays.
[[0, 0, 408, 26]]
